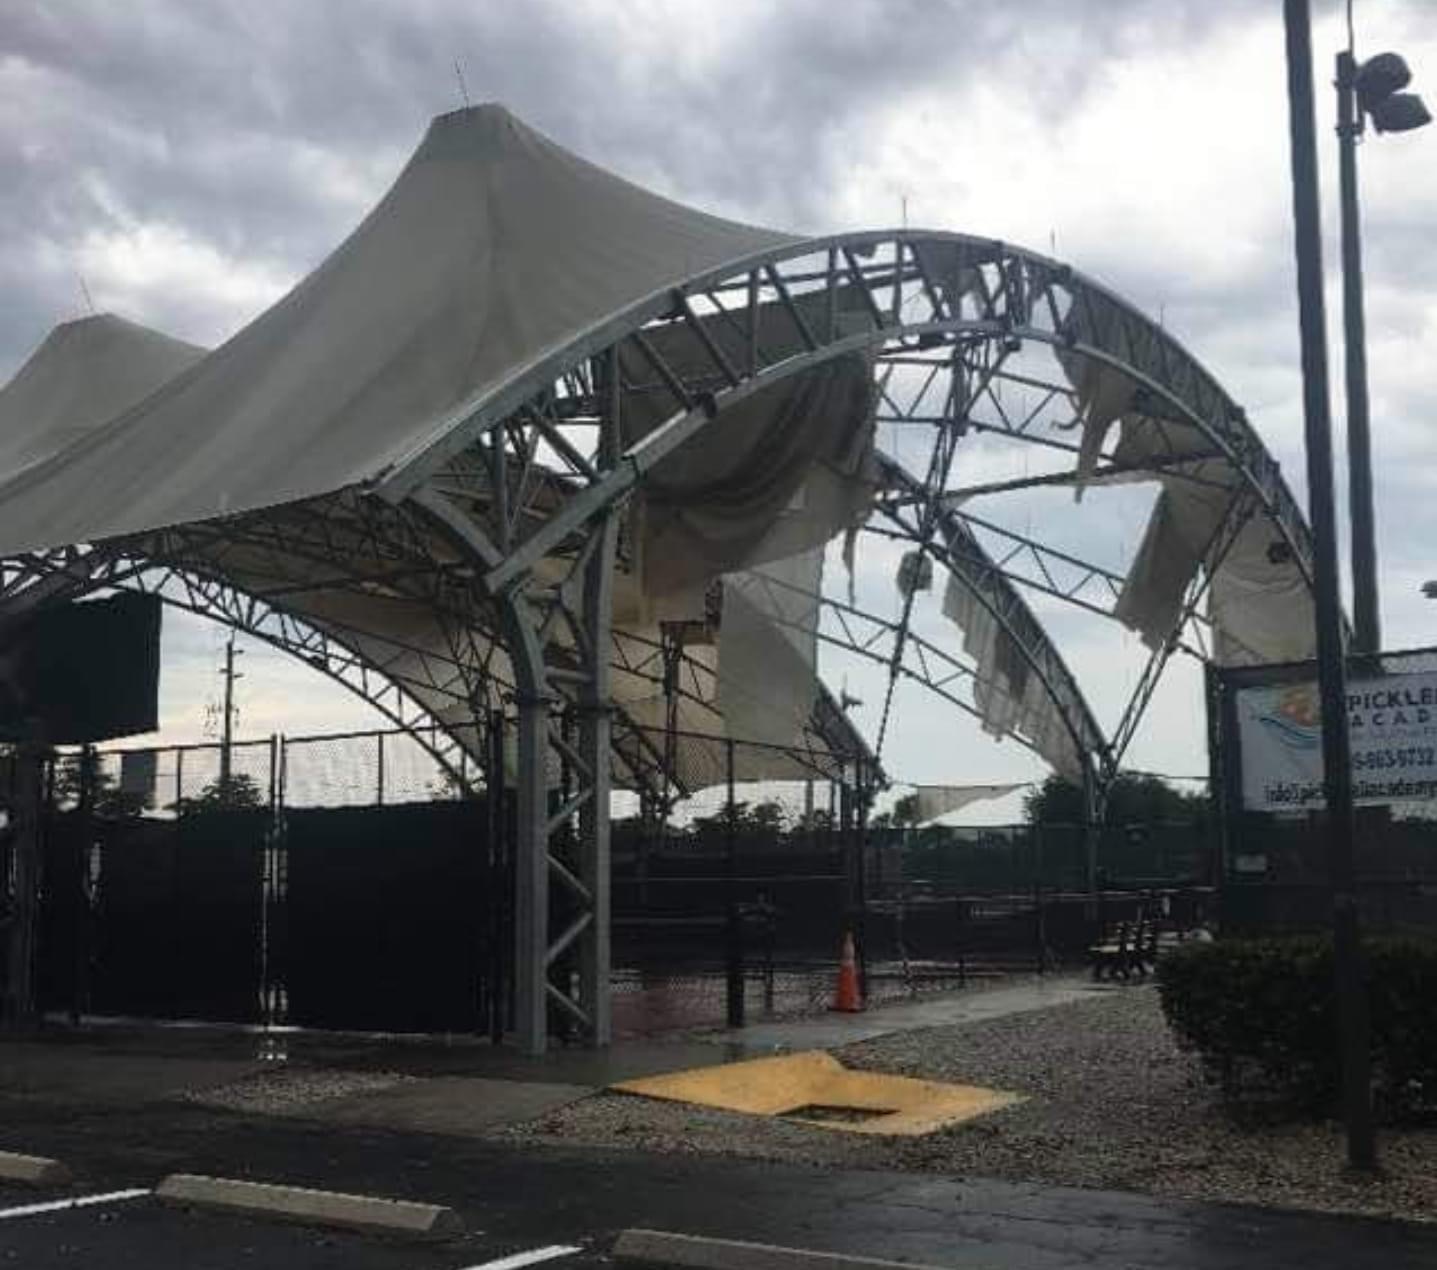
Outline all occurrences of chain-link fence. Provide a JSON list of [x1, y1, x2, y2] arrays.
[[15, 718, 1220, 1038], [606, 724, 1217, 1036], [49, 725, 470, 819]]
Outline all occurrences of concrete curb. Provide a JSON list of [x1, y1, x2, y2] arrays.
[[0, 1151, 71, 1187], [612, 1229, 951, 1270], [154, 1173, 462, 1241]]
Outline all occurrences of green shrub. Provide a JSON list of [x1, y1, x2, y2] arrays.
[[1157, 935, 1437, 1118]]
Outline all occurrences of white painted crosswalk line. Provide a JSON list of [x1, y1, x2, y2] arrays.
[[461, 1245, 583, 1270], [0, 1188, 151, 1221]]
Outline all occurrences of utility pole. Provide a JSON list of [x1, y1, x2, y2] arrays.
[[218, 635, 243, 794], [1281, 0, 1376, 1172]]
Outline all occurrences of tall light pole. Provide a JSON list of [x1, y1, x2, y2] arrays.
[[1337, 35, 1432, 653], [1282, 0, 1375, 1172]]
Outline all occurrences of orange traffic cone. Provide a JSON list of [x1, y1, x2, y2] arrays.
[[832, 931, 864, 1013]]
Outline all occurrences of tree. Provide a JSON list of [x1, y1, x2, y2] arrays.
[[172, 772, 267, 816], [1023, 770, 1209, 827], [49, 751, 149, 819], [685, 798, 790, 845], [871, 791, 921, 830], [805, 807, 838, 833]]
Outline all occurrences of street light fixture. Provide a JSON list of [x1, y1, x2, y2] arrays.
[[1337, 40, 1432, 655], [1356, 52, 1432, 132]]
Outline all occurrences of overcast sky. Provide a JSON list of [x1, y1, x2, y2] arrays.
[[2, 0, 1434, 819]]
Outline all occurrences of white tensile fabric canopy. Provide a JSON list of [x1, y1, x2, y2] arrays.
[[0, 101, 1314, 786], [0, 105, 792, 555], [0, 311, 840, 787], [0, 314, 204, 481]]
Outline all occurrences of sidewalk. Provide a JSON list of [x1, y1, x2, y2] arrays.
[[0, 978, 1097, 1136], [707, 974, 1099, 1051]]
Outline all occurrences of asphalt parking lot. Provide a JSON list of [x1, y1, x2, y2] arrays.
[[0, 1179, 604, 1270], [4, 1078, 1437, 1270]]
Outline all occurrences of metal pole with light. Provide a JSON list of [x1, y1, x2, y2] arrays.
[[1337, 37, 1432, 654], [1282, 0, 1376, 1172]]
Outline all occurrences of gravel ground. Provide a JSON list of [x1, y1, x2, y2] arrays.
[[183, 1067, 418, 1113], [496, 985, 1437, 1224]]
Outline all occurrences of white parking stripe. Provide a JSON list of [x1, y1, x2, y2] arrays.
[[461, 1245, 583, 1270], [0, 1188, 151, 1221]]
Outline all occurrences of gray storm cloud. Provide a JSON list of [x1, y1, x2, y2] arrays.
[[1, 0, 1432, 775]]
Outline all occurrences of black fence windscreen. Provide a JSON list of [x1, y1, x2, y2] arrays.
[[51, 812, 266, 1024], [16, 720, 1222, 1040], [283, 802, 493, 1034]]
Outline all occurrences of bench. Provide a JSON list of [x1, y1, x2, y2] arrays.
[[1088, 917, 1160, 981]]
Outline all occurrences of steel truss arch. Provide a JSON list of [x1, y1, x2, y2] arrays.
[[382, 229, 1313, 586], [391, 229, 1319, 1060], [0, 543, 479, 789], [421, 229, 1315, 787], [0, 224, 1314, 1059], [867, 450, 1108, 777], [0, 531, 851, 814]]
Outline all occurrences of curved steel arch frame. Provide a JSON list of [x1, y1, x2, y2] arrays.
[[395, 230, 1314, 1052], [0, 532, 854, 812], [0, 232, 1312, 1056], [0, 542, 480, 789]]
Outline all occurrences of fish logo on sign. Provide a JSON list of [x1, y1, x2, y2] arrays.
[[1256, 685, 1322, 751]]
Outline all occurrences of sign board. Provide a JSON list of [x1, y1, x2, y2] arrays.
[[1237, 671, 1437, 810], [0, 593, 161, 745]]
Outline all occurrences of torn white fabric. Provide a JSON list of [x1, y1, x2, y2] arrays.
[[1207, 515, 1316, 666], [910, 240, 983, 313], [717, 549, 824, 754], [842, 526, 859, 605], [621, 292, 879, 608], [1058, 292, 1317, 666], [896, 550, 933, 596], [940, 557, 1083, 780], [1113, 482, 1232, 649], [909, 781, 1027, 824], [1056, 290, 1151, 497]]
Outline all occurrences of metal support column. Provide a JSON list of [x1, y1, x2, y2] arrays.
[[1081, 760, 1102, 898], [512, 682, 550, 1055], [854, 755, 870, 998], [504, 593, 552, 1057], [724, 737, 743, 1029], [486, 706, 508, 1045], [576, 347, 623, 1047], [577, 509, 618, 1045]]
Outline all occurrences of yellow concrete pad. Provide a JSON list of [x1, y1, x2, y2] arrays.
[[611, 1051, 1021, 1137]]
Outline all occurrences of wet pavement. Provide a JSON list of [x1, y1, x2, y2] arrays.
[[704, 975, 1101, 1052], [2, 1093, 1435, 1269], [4, 984, 1436, 1268]]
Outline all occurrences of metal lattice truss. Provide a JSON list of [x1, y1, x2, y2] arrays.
[[362, 232, 1314, 1050], [0, 231, 1314, 1054], [0, 509, 857, 809]]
